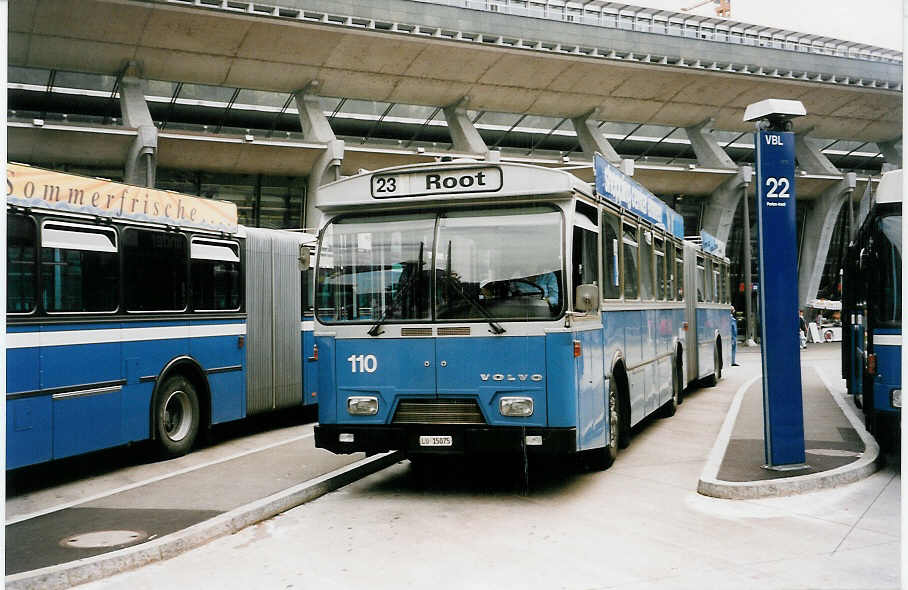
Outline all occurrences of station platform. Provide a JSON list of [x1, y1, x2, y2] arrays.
[[4, 424, 402, 590], [697, 342, 881, 499]]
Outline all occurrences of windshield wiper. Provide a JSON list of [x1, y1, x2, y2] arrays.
[[438, 272, 506, 335], [368, 241, 424, 337]]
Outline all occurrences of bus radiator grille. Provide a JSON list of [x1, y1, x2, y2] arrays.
[[392, 399, 486, 424]]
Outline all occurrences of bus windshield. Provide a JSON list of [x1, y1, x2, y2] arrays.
[[316, 206, 563, 324], [873, 214, 902, 325]]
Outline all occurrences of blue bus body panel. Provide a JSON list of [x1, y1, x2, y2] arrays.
[[302, 328, 318, 406], [189, 319, 246, 423], [437, 336, 548, 427], [40, 323, 125, 460], [316, 335, 338, 425], [7, 318, 252, 468], [545, 331, 579, 429], [574, 327, 606, 450], [7, 326, 49, 468], [334, 338, 436, 424], [873, 329, 901, 415]]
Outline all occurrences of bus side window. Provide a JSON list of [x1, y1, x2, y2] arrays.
[[41, 221, 119, 313], [572, 225, 599, 295], [601, 210, 621, 299], [696, 255, 705, 302], [301, 265, 314, 317], [675, 250, 684, 301], [124, 228, 188, 312], [654, 235, 665, 301], [639, 230, 654, 300], [712, 261, 721, 302], [8, 214, 37, 314], [623, 223, 639, 300], [190, 238, 241, 311]]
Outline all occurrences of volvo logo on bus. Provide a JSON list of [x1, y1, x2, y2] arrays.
[[371, 166, 502, 199], [480, 373, 544, 382]]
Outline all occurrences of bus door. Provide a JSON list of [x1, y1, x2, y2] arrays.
[[433, 207, 560, 428], [571, 204, 606, 450], [321, 214, 438, 423], [40, 220, 125, 460]]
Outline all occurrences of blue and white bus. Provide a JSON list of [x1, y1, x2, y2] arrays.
[[311, 154, 730, 468], [6, 164, 318, 469], [842, 169, 901, 449]]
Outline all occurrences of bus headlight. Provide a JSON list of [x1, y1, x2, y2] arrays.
[[499, 397, 534, 417], [891, 389, 901, 409], [347, 396, 379, 416]]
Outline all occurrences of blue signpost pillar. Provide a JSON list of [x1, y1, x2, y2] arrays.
[[754, 127, 806, 469]]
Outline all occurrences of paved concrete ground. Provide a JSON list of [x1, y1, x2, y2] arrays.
[[70, 344, 900, 590]]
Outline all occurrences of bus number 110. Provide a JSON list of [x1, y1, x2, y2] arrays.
[[348, 354, 378, 373]]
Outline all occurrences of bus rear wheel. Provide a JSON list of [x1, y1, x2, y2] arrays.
[[154, 376, 200, 458]]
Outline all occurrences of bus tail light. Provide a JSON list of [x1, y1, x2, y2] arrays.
[[573, 340, 582, 357], [312, 343, 318, 361], [867, 353, 877, 375], [891, 389, 901, 408]]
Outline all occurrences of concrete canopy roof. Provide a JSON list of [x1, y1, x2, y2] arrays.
[[9, 0, 902, 144]]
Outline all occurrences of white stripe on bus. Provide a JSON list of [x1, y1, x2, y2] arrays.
[[873, 334, 902, 346], [6, 323, 247, 349]]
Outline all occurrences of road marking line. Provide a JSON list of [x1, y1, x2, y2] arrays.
[[6, 431, 314, 525]]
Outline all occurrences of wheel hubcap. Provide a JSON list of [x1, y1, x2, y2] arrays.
[[163, 390, 192, 442], [609, 389, 619, 447]]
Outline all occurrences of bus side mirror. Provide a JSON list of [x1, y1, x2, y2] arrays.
[[298, 245, 311, 270], [575, 284, 600, 313]]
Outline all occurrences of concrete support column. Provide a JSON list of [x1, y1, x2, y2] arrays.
[[442, 98, 488, 157], [794, 131, 840, 176], [793, 129, 854, 306], [684, 118, 736, 169], [570, 109, 620, 164], [118, 72, 158, 187], [797, 173, 857, 306], [877, 137, 902, 172], [294, 84, 344, 230], [701, 166, 752, 246]]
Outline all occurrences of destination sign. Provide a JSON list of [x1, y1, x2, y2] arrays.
[[371, 166, 502, 199], [593, 153, 683, 238]]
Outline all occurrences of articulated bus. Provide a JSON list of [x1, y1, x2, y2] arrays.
[[6, 164, 317, 469], [312, 154, 730, 468], [842, 169, 901, 449]]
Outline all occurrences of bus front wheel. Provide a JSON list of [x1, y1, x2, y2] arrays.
[[154, 375, 200, 458]]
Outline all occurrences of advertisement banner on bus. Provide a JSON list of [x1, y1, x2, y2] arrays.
[[7, 163, 238, 233], [593, 153, 683, 238]]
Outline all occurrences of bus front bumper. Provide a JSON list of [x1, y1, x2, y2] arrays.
[[314, 424, 577, 455]]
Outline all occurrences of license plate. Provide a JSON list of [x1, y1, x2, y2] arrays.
[[419, 435, 453, 447]]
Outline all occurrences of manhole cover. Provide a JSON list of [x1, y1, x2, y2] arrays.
[[60, 530, 148, 549], [805, 448, 862, 458]]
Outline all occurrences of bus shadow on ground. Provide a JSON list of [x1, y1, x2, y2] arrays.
[[6, 405, 318, 497]]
